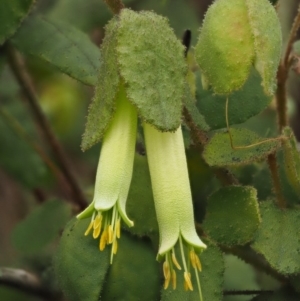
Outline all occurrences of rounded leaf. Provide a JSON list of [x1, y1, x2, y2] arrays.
[[252, 201, 300, 275], [195, 0, 255, 94], [117, 9, 186, 131], [81, 17, 120, 151], [54, 218, 110, 301], [203, 128, 281, 167], [203, 186, 261, 246], [101, 232, 161, 301], [245, 0, 282, 95]]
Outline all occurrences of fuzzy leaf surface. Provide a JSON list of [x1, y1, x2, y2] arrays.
[[0, 0, 34, 45], [161, 242, 224, 301], [203, 186, 260, 246], [117, 9, 186, 131], [101, 232, 160, 301], [81, 17, 119, 150], [54, 218, 110, 301], [197, 69, 272, 130], [245, 0, 282, 95], [203, 128, 281, 167], [12, 200, 71, 254], [12, 16, 100, 86], [252, 201, 300, 275], [195, 0, 254, 94], [0, 103, 48, 188]]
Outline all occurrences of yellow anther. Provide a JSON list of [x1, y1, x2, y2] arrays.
[[163, 260, 170, 280], [112, 240, 118, 254], [84, 220, 94, 236], [108, 225, 113, 244], [93, 214, 102, 229], [184, 281, 189, 291], [116, 218, 121, 239], [184, 272, 193, 291], [93, 224, 101, 239], [195, 254, 202, 272], [172, 252, 182, 270], [190, 249, 197, 269], [171, 269, 177, 290], [164, 274, 171, 290], [99, 230, 108, 251]]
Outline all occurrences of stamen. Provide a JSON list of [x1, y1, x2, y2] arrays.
[[163, 259, 170, 280], [93, 213, 102, 229], [116, 218, 121, 238], [172, 250, 182, 270], [190, 249, 197, 269], [93, 225, 101, 239], [99, 229, 108, 250], [84, 220, 94, 236], [108, 225, 113, 244], [184, 272, 193, 291], [113, 240, 118, 254], [171, 269, 177, 289], [184, 281, 189, 291], [194, 266, 203, 301], [195, 255, 202, 272]]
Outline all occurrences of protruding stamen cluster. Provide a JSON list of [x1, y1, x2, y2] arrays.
[[162, 236, 203, 301], [84, 206, 121, 263]]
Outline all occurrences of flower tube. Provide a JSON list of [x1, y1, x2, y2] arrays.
[[143, 123, 207, 299], [77, 84, 137, 263]]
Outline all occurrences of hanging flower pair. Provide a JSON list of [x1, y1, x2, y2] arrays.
[[77, 8, 207, 299]]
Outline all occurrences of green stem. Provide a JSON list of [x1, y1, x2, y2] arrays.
[[267, 153, 286, 208], [103, 0, 124, 14], [6, 44, 87, 211]]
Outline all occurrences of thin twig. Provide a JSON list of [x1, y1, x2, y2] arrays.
[[0, 107, 75, 204], [0, 268, 60, 300], [103, 0, 124, 14], [183, 106, 239, 186], [5, 44, 87, 211], [223, 290, 273, 296], [267, 153, 286, 208]]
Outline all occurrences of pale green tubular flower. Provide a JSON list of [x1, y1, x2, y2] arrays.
[[77, 84, 137, 263], [143, 123, 207, 299]]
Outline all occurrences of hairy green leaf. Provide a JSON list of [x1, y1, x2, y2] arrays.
[[203, 128, 281, 167], [101, 232, 160, 301], [252, 201, 300, 275], [195, 0, 254, 94], [282, 127, 300, 196], [125, 154, 158, 236], [54, 218, 110, 301], [183, 84, 210, 131], [203, 186, 261, 246], [0, 104, 47, 188], [0, 0, 34, 45], [12, 200, 71, 254], [161, 242, 224, 301], [117, 9, 186, 131], [197, 68, 272, 130], [245, 0, 282, 95], [81, 17, 119, 151], [12, 16, 100, 86]]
